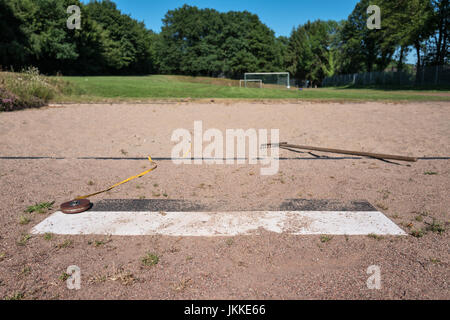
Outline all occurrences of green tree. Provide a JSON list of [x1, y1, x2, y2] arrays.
[[0, 0, 28, 70], [286, 20, 337, 86], [156, 5, 283, 78], [338, 0, 397, 74], [85, 0, 156, 74], [425, 0, 449, 66], [8, 0, 80, 73]]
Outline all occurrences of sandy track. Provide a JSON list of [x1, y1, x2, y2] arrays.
[[0, 101, 449, 299]]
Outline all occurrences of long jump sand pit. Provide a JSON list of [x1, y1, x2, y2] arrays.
[[0, 101, 449, 299]]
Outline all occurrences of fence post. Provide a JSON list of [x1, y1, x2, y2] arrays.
[[422, 68, 425, 86], [435, 65, 439, 85]]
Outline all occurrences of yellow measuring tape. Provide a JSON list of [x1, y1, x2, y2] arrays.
[[76, 156, 158, 200], [75, 143, 192, 200]]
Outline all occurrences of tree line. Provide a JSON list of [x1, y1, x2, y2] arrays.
[[0, 0, 448, 85]]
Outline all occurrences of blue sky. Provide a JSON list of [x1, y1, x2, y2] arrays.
[[86, 0, 360, 36]]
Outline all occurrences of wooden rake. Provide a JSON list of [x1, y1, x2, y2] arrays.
[[262, 142, 417, 163]]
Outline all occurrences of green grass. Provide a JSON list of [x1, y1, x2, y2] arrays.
[[59, 272, 70, 281], [17, 234, 32, 246], [368, 233, 384, 240], [18, 215, 32, 225], [141, 252, 160, 267], [57, 75, 450, 102], [25, 201, 54, 214], [410, 229, 425, 238], [44, 233, 53, 241], [426, 220, 445, 234], [320, 235, 333, 243], [57, 239, 73, 249], [4, 292, 24, 300]]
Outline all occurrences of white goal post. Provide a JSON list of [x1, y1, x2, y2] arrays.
[[240, 79, 263, 88], [244, 72, 290, 89]]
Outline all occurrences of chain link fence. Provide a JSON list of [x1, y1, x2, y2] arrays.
[[322, 65, 450, 87]]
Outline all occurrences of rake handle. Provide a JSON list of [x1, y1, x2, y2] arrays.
[[280, 143, 418, 163]]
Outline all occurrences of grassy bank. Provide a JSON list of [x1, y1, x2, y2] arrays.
[[2, 72, 449, 111], [0, 69, 77, 111]]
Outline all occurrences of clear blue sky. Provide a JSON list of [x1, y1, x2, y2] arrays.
[[89, 0, 360, 36]]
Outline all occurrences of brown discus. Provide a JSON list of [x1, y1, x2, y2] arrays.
[[60, 199, 92, 214]]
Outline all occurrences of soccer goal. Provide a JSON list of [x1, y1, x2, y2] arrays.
[[239, 79, 263, 88], [244, 72, 291, 89]]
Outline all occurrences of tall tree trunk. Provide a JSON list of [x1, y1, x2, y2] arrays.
[[435, 0, 448, 65], [397, 46, 404, 71], [415, 42, 422, 84]]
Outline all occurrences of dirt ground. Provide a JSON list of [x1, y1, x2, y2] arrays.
[[0, 101, 449, 300]]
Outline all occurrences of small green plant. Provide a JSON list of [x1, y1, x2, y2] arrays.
[[44, 233, 53, 241], [18, 215, 31, 225], [20, 266, 31, 276], [424, 171, 438, 175], [152, 192, 161, 197], [368, 233, 383, 240], [0, 252, 6, 261], [89, 237, 111, 247], [430, 258, 441, 264], [163, 192, 168, 198], [415, 215, 424, 222], [87, 180, 95, 186], [25, 201, 54, 214], [320, 235, 333, 243], [57, 239, 73, 249], [17, 234, 32, 246], [225, 238, 234, 246], [153, 183, 159, 187], [141, 252, 159, 266], [59, 272, 70, 281], [410, 229, 425, 238], [4, 292, 24, 300], [426, 220, 445, 234]]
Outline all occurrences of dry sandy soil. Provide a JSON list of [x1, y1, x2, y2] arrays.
[[0, 101, 449, 300]]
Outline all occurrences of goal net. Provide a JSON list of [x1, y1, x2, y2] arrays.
[[239, 79, 263, 88], [244, 72, 290, 89]]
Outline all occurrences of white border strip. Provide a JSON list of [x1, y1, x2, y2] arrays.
[[31, 211, 406, 236]]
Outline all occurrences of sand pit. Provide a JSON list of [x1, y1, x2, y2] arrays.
[[0, 101, 448, 299]]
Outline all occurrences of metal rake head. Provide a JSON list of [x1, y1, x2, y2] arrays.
[[260, 142, 288, 150]]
